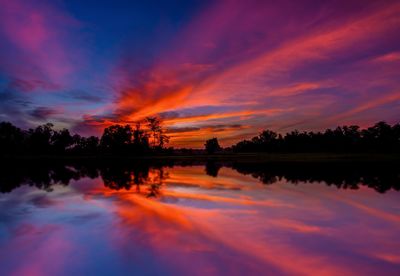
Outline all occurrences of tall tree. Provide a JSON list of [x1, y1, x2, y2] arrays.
[[100, 124, 133, 154], [146, 117, 169, 148], [146, 117, 161, 148], [205, 138, 222, 154], [133, 122, 148, 146]]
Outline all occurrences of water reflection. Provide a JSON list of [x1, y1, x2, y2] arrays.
[[0, 160, 399, 275], [0, 160, 399, 194]]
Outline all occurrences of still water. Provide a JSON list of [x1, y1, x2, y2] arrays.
[[0, 161, 399, 275]]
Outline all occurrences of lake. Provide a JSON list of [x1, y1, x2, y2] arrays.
[[0, 161, 399, 275]]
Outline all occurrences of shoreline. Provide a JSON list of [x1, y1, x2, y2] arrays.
[[1, 152, 399, 163]]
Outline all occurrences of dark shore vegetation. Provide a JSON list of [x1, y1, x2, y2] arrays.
[[0, 119, 399, 161], [1, 118, 399, 196]]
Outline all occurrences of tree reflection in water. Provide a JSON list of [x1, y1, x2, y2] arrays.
[[100, 165, 168, 198], [0, 160, 399, 195]]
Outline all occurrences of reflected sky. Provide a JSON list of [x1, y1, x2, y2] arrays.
[[0, 165, 399, 275]]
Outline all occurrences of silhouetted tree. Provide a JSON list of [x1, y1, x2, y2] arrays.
[[0, 120, 399, 156], [132, 122, 150, 152], [251, 130, 279, 151], [27, 123, 54, 154], [72, 134, 99, 155], [100, 124, 133, 154], [0, 122, 25, 155], [51, 129, 73, 154], [205, 138, 222, 154], [231, 121, 400, 153], [146, 116, 169, 149], [146, 117, 161, 148]]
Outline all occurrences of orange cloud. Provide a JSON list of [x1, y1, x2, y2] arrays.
[[118, 85, 194, 122], [81, 1, 400, 147]]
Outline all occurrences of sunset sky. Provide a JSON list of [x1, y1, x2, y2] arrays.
[[0, 0, 399, 147]]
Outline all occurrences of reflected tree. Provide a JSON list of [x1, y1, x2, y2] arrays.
[[1, 160, 399, 195], [205, 161, 223, 177]]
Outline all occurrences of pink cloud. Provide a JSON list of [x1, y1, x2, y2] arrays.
[[98, 1, 399, 147], [0, 0, 83, 88]]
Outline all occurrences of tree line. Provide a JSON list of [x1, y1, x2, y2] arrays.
[[1, 120, 399, 156], [205, 121, 400, 154], [0, 117, 170, 156]]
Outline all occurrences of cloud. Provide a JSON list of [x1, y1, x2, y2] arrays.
[[326, 91, 400, 124], [91, 0, 400, 148], [2, 0, 399, 147], [63, 90, 104, 103], [0, 0, 84, 87], [0, 82, 33, 127], [167, 124, 244, 134], [372, 52, 400, 63], [8, 78, 61, 92], [29, 107, 60, 120], [167, 127, 200, 133]]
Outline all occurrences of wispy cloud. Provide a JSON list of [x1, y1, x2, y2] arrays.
[[0, 0, 84, 88], [1, 0, 399, 146]]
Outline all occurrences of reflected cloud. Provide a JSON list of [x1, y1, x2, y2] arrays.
[[0, 161, 399, 275]]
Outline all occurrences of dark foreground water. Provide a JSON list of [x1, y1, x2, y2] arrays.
[[0, 161, 399, 276]]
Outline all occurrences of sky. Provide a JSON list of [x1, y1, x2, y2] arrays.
[[0, 0, 399, 147]]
